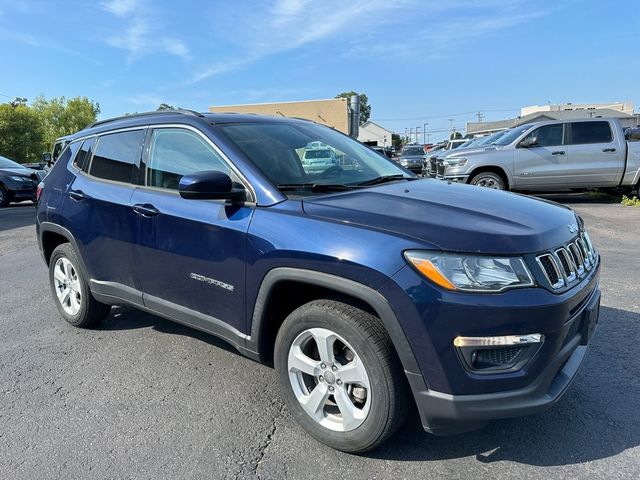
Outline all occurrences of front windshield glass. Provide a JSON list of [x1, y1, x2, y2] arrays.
[[0, 156, 21, 168], [401, 146, 424, 156], [218, 122, 412, 194], [493, 125, 533, 146]]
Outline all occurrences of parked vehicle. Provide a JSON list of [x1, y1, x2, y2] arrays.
[[36, 110, 601, 453], [398, 144, 426, 173], [0, 155, 39, 207], [371, 146, 393, 158], [434, 118, 640, 192], [43, 135, 72, 165], [301, 148, 338, 172], [423, 132, 508, 177]]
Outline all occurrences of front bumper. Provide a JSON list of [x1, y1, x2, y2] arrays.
[[408, 282, 600, 434]]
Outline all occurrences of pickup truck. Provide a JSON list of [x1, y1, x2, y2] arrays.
[[433, 118, 640, 193]]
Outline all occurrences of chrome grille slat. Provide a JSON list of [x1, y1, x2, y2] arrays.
[[536, 232, 596, 290]]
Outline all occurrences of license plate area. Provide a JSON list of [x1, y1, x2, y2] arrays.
[[580, 296, 600, 345]]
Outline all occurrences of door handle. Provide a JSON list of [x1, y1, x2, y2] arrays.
[[133, 203, 159, 217], [602, 148, 616, 153], [551, 151, 565, 155], [68, 189, 86, 201]]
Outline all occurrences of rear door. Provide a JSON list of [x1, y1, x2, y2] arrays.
[[513, 123, 567, 188], [566, 121, 621, 186], [66, 129, 146, 291], [130, 126, 254, 335]]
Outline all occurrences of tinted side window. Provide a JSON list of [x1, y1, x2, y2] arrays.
[[570, 121, 612, 144], [90, 130, 145, 183], [146, 128, 229, 190], [73, 138, 96, 172], [522, 124, 564, 147]]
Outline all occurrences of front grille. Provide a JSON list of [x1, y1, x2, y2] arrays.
[[436, 161, 445, 176], [536, 232, 596, 290]]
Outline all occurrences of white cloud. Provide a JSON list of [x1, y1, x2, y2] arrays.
[[190, 0, 557, 83], [100, 0, 139, 17], [100, 0, 190, 61]]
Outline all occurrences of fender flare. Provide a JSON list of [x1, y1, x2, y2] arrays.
[[38, 222, 91, 281], [248, 267, 421, 375]]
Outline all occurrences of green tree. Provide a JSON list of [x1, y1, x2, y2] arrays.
[[32, 95, 100, 148], [335, 91, 371, 124], [392, 133, 402, 149], [157, 103, 177, 111], [0, 104, 46, 163]]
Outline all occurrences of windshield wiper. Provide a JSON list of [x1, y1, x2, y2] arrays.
[[276, 183, 356, 192], [356, 174, 414, 187]]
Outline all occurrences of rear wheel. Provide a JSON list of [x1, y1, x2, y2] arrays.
[[470, 171, 506, 190], [274, 300, 409, 453], [0, 185, 9, 207], [49, 243, 111, 328]]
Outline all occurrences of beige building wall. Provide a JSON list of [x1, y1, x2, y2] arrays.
[[209, 98, 350, 134]]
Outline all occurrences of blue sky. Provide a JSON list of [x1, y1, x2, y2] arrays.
[[1, 0, 638, 141]]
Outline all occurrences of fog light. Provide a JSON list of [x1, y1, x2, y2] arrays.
[[454, 334, 544, 373]]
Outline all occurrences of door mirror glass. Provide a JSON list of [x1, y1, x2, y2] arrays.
[[178, 170, 244, 201], [42, 152, 52, 164]]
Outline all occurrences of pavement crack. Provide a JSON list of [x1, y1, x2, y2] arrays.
[[249, 402, 285, 480]]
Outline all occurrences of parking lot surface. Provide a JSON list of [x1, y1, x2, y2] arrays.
[[0, 195, 639, 479]]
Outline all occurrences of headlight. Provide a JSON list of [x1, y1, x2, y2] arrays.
[[443, 157, 468, 167], [9, 175, 29, 182], [404, 251, 535, 292]]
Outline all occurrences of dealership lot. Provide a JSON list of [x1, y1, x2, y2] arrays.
[[0, 196, 639, 479]]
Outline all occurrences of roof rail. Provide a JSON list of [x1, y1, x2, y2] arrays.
[[86, 109, 205, 129]]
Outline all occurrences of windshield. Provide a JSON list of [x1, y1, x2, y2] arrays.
[[304, 149, 333, 159], [401, 146, 424, 156], [218, 122, 412, 194], [493, 124, 534, 146], [0, 156, 22, 168]]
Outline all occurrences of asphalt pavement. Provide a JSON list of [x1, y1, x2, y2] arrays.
[[0, 195, 639, 479]]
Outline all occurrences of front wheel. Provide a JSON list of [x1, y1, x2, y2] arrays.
[[0, 185, 9, 207], [470, 171, 506, 190], [274, 300, 409, 453]]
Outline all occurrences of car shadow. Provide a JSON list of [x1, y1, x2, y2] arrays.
[[365, 305, 640, 467], [534, 192, 622, 204], [0, 202, 37, 231], [96, 305, 239, 355]]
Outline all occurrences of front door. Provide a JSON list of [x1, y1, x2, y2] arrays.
[[513, 123, 567, 189], [130, 126, 253, 335]]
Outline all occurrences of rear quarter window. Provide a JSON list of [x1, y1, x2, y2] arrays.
[[570, 121, 613, 144], [73, 138, 96, 172], [89, 130, 146, 183]]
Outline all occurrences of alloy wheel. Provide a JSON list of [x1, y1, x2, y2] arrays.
[[287, 327, 371, 432], [53, 257, 82, 316]]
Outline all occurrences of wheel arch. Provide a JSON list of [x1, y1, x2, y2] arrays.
[[467, 165, 511, 190], [248, 268, 421, 376], [39, 222, 91, 281]]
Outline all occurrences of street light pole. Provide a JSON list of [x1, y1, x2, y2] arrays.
[[423, 122, 428, 144]]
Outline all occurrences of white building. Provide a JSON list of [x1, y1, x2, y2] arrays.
[[521, 101, 634, 116], [357, 121, 394, 147]]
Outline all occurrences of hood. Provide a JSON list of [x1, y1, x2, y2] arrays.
[[302, 180, 578, 254], [437, 145, 499, 159], [1, 166, 36, 178]]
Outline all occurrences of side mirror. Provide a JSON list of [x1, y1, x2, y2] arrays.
[[42, 152, 52, 163], [520, 136, 538, 148], [178, 171, 245, 201]]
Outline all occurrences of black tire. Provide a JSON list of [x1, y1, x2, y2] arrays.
[[49, 243, 111, 328], [0, 185, 10, 208], [274, 300, 409, 453], [470, 171, 506, 190]]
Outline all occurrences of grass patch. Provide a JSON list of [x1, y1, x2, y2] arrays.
[[621, 195, 640, 207]]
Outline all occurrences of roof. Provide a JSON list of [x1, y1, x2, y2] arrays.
[[359, 120, 393, 134], [467, 108, 637, 134], [69, 110, 317, 140]]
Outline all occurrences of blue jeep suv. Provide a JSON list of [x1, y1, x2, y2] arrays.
[[36, 110, 601, 453]]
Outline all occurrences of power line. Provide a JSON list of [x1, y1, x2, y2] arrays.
[[0, 92, 15, 100], [372, 108, 520, 122]]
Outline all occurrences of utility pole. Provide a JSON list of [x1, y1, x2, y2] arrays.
[[423, 122, 428, 144], [409, 127, 414, 143], [415, 126, 421, 144], [448, 119, 454, 131], [476, 111, 484, 123]]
